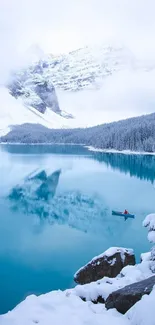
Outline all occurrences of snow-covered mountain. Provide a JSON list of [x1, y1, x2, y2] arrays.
[[8, 45, 136, 100], [40, 45, 137, 91], [1, 43, 154, 134]]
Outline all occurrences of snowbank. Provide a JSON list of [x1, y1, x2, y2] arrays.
[[0, 290, 130, 325], [0, 212, 154, 325], [140, 252, 151, 262], [0, 252, 152, 325], [87, 146, 155, 156], [0, 248, 153, 325]]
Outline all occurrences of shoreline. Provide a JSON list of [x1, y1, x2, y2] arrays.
[[0, 142, 155, 156], [86, 146, 155, 156], [0, 142, 85, 146]]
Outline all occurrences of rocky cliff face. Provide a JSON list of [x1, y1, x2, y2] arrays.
[[8, 71, 61, 115]]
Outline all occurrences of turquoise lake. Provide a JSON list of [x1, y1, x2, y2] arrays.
[[0, 144, 155, 314]]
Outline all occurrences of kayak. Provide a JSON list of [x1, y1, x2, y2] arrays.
[[112, 210, 135, 218]]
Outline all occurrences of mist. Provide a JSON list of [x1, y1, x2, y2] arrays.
[[57, 68, 155, 126], [1, 0, 155, 125]]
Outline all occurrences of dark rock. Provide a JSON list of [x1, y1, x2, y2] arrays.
[[32, 63, 43, 74], [8, 70, 61, 115], [92, 295, 105, 304], [105, 275, 155, 314], [31, 101, 47, 114], [35, 81, 60, 113], [74, 247, 135, 285], [81, 295, 105, 304], [8, 79, 25, 98]]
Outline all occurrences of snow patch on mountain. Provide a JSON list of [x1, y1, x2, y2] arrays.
[[0, 88, 75, 136]]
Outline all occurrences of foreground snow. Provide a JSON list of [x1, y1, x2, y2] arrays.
[[0, 249, 152, 325], [0, 215, 154, 324], [0, 291, 129, 325]]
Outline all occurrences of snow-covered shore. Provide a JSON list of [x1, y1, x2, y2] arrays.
[[1, 142, 155, 157], [0, 290, 131, 325], [87, 146, 155, 156], [0, 215, 155, 325], [0, 247, 153, 325]]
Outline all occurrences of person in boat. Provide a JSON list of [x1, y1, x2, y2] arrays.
[[124, 209, 129, 215]]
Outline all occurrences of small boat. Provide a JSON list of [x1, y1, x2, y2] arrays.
[[112, 210, 135, 218]]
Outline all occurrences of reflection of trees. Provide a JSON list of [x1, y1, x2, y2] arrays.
[[93, 153, 155, 183], [2, 144, 90, 155], [7, 168, 130, 238]]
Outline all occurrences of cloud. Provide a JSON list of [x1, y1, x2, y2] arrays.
[[1, 0, 155, 56], [57, 68, 155, 125], [0, 0, 155, 124]]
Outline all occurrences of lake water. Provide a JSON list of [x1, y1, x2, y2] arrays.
[[0, 144, 155, 314]]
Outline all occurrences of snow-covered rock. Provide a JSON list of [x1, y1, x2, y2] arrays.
[[69, 254, 152, 304], [127, 286, 155, 325], [74, 247, 135, 285], [105, 275, 155, 314]]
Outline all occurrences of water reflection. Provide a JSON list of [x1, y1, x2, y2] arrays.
[[1, 144, 155, 183], [93, 152, 155, 183], [114, 214, 135, 221], [1, 144, 90, 155], [8, 168, 114, 235], [0, 145, 153, 314]]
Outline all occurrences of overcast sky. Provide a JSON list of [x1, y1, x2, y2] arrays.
[[1, 0, 155, 123], [1, 0, 155, 57]]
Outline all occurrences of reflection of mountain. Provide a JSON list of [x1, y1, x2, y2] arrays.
[[7, 168, 129, 237], [93, 153, 155, 183], [9, 169, 61, 204]]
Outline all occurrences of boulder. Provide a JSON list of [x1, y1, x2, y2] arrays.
[[74, 247, 135, 284], [105, 275, 155, 314]]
